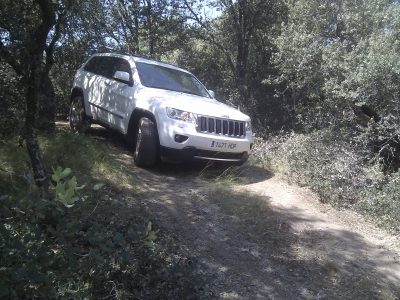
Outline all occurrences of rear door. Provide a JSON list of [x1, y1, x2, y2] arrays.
[[83, 56, 114, 123]]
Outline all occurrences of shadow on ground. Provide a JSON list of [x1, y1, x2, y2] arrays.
[[76, 123, 400, 299], [137, 180, 400, 299]]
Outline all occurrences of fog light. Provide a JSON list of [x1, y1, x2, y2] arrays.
[[174, 134, 189, 143]]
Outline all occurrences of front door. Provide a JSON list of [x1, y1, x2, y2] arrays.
[[106, 57, 135, 133]]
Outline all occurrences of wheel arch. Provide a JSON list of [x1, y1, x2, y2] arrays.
[[127, 108, 159, 145], [70, 87, 84, 103]]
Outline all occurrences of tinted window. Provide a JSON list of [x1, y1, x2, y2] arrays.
[[135, 62, 210, 98], [111, 57, 132, 81], [84, 57, 103, 74], [99, 57, 115, 78], [84, 56, 132, 80]]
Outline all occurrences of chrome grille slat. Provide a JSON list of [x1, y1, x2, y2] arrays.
[[197, 116, 246, 138]]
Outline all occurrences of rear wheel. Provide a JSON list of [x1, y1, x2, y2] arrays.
[[69, 95, 90, 133], [134, 117, 159, 167]]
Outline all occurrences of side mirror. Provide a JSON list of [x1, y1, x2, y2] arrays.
[[114, 71, 133, 86], [208, 90, 215, 98]]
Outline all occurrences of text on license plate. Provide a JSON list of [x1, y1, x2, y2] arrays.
[[210, 141, 237, 150]]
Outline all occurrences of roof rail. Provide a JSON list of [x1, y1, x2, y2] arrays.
[[137, 55, 167, 65], [118, 52, 162, 63], [115, 52, 180, 69]]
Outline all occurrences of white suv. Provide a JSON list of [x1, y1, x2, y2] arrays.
[[70, 53, 253, 166]]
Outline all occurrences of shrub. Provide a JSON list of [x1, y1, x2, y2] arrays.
[[252, 127, 400, 232]]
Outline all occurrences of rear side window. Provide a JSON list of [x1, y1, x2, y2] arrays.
[[84, 56, 132, 81]]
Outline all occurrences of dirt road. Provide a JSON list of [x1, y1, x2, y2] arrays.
[[119, 161, 398, 299], [91, 125, 400, 299]]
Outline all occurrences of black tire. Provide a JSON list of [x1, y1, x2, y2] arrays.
[[134, 117, 159, 167], [69, 95, 90, 133]]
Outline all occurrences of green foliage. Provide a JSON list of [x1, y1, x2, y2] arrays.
[[143, 221, 158, 249], [0, 63, 24, 137], [0, 193, 212, 298], [174, 0, 287, 130], [272, 0, 400, 131], [0, 128, 213, 299], [51, 167, 85, 207]]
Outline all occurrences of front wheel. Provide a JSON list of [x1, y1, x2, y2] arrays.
[[69, 95, 90, 133], [134, 117, 159, 167]]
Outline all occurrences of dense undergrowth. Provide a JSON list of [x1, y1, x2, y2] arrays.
[[251, 124, 400, 233], [0, 129, 212, 299]]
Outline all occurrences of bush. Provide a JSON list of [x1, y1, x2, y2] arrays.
[[0, 193, 212, 298], [252, 127, 400, 232], [0, 63, 24, 138]]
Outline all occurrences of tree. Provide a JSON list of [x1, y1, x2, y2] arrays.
[[183, 0, 284, 107], [273, 0, 400, 130], [0, 0, 64, 189]]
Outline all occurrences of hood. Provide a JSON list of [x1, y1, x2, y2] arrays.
[[136, 87, 250, 121]]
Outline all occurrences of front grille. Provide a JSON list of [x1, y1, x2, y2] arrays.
[[197, 116, 245, 138]]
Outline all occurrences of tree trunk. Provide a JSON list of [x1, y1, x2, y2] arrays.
[[0, 0, 56, 191], [24, 0, 56, 190], [236, 41, 249, 105], [133, 0, 140, 53], [146, 0, 154, 56], [37, 72, 56, 132], [25, 53, 50, 191], [232, 0, 252, 106]]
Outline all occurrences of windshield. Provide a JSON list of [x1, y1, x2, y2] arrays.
[[136, 62, 210, 98]]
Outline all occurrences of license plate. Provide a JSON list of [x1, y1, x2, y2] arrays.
[[210, 141, 237, 150]]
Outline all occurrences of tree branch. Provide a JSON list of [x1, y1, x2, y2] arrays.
[[182, 0, 236, 74], [45, 11, 65, 70], [33, 0, 57, 54]]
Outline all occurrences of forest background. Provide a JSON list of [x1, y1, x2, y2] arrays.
[[0, 1, 399, 296]]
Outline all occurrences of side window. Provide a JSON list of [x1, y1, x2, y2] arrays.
[[112, 58, 133, 81], [84, 56, 102, 74], [83, 56, 132, 81], [99, 57, 116, 78]]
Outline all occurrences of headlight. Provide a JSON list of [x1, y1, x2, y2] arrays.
[[166, 107, 197, 124], [246, 121, 252, 132]]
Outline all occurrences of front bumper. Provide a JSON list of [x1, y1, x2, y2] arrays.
[[157, 116, 252, 150], [160, 146, 249, 163]]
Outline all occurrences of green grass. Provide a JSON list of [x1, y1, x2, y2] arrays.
[[0, 127, 139, 199]]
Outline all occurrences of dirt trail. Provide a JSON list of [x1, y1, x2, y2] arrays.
[[88, 124, 400, 299], [123, 161, 399, 299]]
